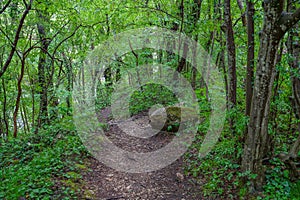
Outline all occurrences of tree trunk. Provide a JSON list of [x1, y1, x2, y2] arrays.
[[177, 0, 202, 73], [242, 0, 256, 154], [66, 57, 73, 115], [1, 78, 9, 137], [13, 56, 26, 137], [36, 10, 50, 129], [287, 2, 300, 160], [21, 97, 30, 133], [176, 0, 186, 73], [219, 38, 229, 109], [224, 0, 237, 132], [245, 0, 255, 117], [224, 0, 236, 107], [242, 0, 300, 192], [177, 40, 188, 73], [189, 0, 202, 89]]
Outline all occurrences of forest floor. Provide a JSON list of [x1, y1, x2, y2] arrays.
[[80, 108, 204, 200]]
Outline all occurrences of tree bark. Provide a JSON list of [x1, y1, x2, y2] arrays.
[[189, 0, 202, 89], [177, 0, 186, 73], [36, 10, 50, 129], [287, 1, 300, 160], [245, 0, 255, 117], [66, 57, 73, 115], [13, 55, 26, 137], [224, 0, 237, 133], [177, 0, 202, 73], [0, 0, 32, 78], [236, 0, 247, 27], [0, 0, 12, 14], [242, 0, 300, 192], [219, 37, 229, 109], [1, 78, 9, 137]]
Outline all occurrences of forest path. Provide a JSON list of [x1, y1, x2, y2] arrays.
[[81, 107, 202, 200]]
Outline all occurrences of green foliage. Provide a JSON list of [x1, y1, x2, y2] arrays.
[[0, 119, 88, 199], [262, 158, 292, 200], [0, 0, 299, 199], [185, 100, 242, 198], [129, 83, 178, 115], [96, 83, 112, 110], [185, 136, 241, 198], [290, 181, 300, 199]]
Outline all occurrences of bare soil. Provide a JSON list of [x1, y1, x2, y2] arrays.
[[81, 107, 204, 200]]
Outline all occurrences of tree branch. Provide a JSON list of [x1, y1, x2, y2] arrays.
[[0, 0, 32, 78], [289, 127, 300, 158], [0, 0, 12, 14], [278, 8, 300, 33], [124, 5, 190, 25], [236, 0, 247, 26], [52, 25, 82, 57], [0, 26, 13, 46]]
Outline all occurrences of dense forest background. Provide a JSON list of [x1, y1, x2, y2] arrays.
[[0, 0, 299, 199]]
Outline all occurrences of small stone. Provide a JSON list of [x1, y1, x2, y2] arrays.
[[176, 172, 184, 181]]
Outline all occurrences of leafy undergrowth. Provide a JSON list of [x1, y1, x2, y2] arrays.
[[185, 133, 242, 199], [129, 83, 179, 115], [259, 156, 300, 200], [0, 118, 89, 200], [185, 108, 300, 199]]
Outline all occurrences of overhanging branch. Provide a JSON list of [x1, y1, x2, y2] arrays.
[[0, 0, 12, 14], [0, 0, 32, 78]]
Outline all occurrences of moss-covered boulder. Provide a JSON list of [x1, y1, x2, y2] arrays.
[[149, 106, 198, 132]]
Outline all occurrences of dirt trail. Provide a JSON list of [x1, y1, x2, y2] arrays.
[[81, 108, 203, 200]]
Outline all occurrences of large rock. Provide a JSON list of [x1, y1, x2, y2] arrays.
[[149, 106, 198, 132]]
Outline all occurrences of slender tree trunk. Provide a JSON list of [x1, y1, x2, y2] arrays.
[[219, 40, 229, 108], [224, 0, 237, 132], [177, 40, 188, 73], [189, 0, 202, 89], [191, 35, 198, 89], [177, 0, 186, 73], [216, 0, 229, 108], [287, 1, 300, 161], [21, 97, 30, 133], [224, 0, 237, 107], [36, 11, 50, 129], [48, 62, 57, 121], [177, 0, 202, 73], [66, 57, 73, 115], [20, 101, 26, 133], [104, 15, 113, 92], [245, 0, 255, 117], [13, 56, 26, 137], [268, 42, 284, 152], [1, 78, 9, 137]]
